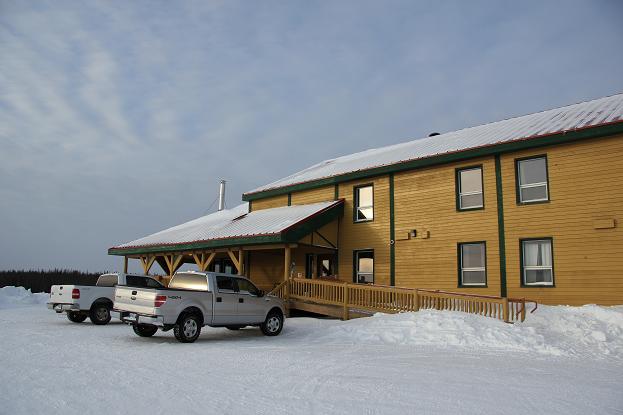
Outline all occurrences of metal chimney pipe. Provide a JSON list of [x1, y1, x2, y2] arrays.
[[218, 180, 226, 211]]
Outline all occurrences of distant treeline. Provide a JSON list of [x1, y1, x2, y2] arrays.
[[0, 269, 106, 293]]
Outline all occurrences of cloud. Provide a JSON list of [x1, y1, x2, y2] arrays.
[[0, 0, 622, 271]]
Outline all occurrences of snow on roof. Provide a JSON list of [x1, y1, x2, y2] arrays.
[[246, 93, 623, 195], [112, 200, 340, 250]]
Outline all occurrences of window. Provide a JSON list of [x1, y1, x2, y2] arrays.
[[124, 275, 164, 289], [521, 239, 554, 286], [456, 166, 484, 210], [96, 274, 118, 287], [236, 278, 261, 296], [354, 185, 374, 222], [458, 242, 487, 286], [516, 156, 549, 203], [169, 272, 209, 291], [216, 275, 236, 292], [354, 250, 374, 284]]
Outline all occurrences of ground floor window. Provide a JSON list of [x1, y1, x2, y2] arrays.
[[306, 253, 336, 279], [521, 238, 554, 286], [458, 242, 487, 286], [354, 250, 374, 284]]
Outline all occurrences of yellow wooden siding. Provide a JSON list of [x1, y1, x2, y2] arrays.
[[501, 134, 623, 305], [337, 177, 391, 285], [290, 186, 335, 205], [247, 249, 285, 290], [251, 194, 288, 211], [393, 157, 501, 296]]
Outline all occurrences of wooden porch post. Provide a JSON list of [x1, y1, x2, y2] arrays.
[[123, 257, 128, 273], [238, 249, 244, 276], [284, 245, 291, 281]]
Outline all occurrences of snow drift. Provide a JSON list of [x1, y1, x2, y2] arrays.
[[0, 286, 48, 309], [311, 305, 623, 359]]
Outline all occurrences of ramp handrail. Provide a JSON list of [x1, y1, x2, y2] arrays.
[[271, 278, 535, 322]]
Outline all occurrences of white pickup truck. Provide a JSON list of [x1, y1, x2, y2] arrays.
[[114, 271, 286, 343], [48, 273, 164, 325]]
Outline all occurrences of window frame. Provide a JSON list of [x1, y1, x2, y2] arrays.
[[457, 241, 487, 287], [519, 237, 555, 287], [455, 165, 485, 211], [515, 155, 550, 205], [353, 249, 375, 284], [353, 184, 374, 223]]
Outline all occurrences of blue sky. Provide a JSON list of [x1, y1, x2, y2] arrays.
[[1, 0, 622, 272]]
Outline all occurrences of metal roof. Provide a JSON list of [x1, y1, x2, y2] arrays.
[[245, 93, 623, 197], [109, 200, 344, 254]]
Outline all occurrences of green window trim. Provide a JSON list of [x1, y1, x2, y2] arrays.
[[519, 237, 555, 288], [455, 164, 485, 211], [457, 241, 488, 288], [353, 249, 375, 284], [514, 154, 550, 205], [353, 183, 374, 223]]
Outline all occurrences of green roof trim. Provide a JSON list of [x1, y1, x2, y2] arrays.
[[108, 200, 345, 256], [242, 122, 623, 202]]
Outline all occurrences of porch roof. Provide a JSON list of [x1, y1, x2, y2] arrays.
[[108, 200, 344, 256]]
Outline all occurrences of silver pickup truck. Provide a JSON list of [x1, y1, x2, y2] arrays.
[[114, 271, 286, 343]]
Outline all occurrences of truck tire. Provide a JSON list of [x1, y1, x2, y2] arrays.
[[174, 314, 202, 343], [67, 312, 87, 323], [261, 309, 283, 336], [89, 303, 112, 325], [132, 324, 158, 337]]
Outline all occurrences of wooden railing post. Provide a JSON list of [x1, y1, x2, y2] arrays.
[[415, 290, 420, 311], [502, 297, 509, 323], [520, 298, 526, 322], [343, 284, 350, 320]]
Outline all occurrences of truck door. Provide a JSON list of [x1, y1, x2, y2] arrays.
[[235, 278, 266, 324], [213, 275, 238, 325]]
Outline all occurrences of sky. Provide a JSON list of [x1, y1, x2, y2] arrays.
[[1, 0, 622, 273]]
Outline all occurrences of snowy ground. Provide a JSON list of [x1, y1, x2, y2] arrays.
[[1, 287, 622, 415]]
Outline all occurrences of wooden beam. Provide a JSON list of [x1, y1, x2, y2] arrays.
[[284, 245, 291, 281], [204, 252, 216, 272], [171, 255, 184, 275], [227, 250, 241, 273], [238, 249, 244, 275], [123, 257, 128, 273], [139, 256, 156, 275]]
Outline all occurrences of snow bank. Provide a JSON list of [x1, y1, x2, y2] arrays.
[[0, 286, 49, 309], [313, 305, 623, 359]]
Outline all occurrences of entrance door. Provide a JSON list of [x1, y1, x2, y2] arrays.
[[305, 254, 314, 279]]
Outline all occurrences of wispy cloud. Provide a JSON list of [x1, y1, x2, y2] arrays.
[[0, 0, 622, 271]]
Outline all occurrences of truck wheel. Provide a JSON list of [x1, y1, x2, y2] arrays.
[[174, 314, 202, 343], [261, 310, 283, 336], [89, 303, 112, 325], [67, 312, 87, 323], [132, 324, 158, 337]]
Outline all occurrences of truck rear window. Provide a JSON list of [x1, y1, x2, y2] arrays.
[[96, 274, 118, 287], [169, 273, 209, 291], [124, 275, 165, 289]]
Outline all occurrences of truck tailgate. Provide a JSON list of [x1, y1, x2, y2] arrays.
[[114, 286, 159, 315], [49, 285, 77, 304]]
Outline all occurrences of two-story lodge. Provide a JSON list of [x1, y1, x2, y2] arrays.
[[109, 93, 623, 306]]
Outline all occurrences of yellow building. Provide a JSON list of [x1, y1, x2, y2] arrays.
[[110, 93, 623, 306]]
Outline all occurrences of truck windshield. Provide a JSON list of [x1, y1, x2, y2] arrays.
[[169, 273, 209, 291]]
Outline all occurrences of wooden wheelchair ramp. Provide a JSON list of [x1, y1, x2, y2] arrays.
[[269, 278, 533, 323]]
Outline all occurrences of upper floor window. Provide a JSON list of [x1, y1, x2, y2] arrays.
[[354, 185, 374, 222], [456, 166, 484, 210], [458, 242, 487, 286], [516, 156, 549, 203], [521, 239, 554, 286]]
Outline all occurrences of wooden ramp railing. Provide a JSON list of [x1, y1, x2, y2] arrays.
[[268, 278, 534, 323]]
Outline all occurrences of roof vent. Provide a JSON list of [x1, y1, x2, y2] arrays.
[[428, 132, 440, 137]]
